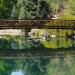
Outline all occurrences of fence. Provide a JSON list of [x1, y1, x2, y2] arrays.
[[0, 19, 75, 29]]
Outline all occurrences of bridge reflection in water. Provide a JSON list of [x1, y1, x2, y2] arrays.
[[0, 48, 75, 59]]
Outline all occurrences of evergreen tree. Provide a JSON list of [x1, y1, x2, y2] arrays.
[[17, 0, 53, 19], [0, 0, 17, 19]]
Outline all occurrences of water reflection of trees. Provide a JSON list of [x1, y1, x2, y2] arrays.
[[0, 56, 75, 75]]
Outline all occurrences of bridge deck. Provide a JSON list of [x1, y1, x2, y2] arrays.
[[0, 19, 75, 29]]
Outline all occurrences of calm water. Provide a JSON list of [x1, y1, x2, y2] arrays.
[[0, 57, 75, 75]]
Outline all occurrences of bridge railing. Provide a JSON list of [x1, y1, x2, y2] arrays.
[[0, 19, 75, 29]]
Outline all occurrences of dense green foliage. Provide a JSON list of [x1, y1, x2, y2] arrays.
[[16, 0, 52, 19], [0, 0, 17, 19], [0, 29, 74, 49], [0, 0, 75, 19]]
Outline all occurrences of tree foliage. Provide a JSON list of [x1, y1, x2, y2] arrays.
[[17, 0, 53, 19], [0, 0, 17, 19]]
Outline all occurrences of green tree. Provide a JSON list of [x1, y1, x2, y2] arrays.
[[17, 0, 52, 19], [0, 0, 17, 19]]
